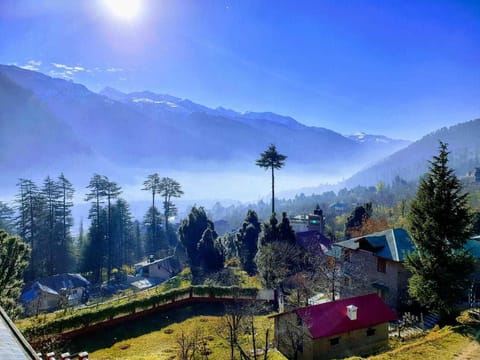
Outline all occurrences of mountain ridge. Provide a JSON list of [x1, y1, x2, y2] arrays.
[[0, 64, 411, 199], [344, 118, 480, 187]]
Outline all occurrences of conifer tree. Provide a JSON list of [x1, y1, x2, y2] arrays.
[[236, 210, 261, 275], [255, 212, 300, 288], [178, 206, 215, 280], [256, 144, 287, 214], [142, 173, 161, 253], [198, 227, 224, 274], [405, 142, 474, 320], [143, 206, 164, 255], [83, 174, 108, 283], [15, 178, 44, 280], [159, 177, 184, 237]]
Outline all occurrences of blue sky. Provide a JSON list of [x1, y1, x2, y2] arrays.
[[1, 0, 479, 140]]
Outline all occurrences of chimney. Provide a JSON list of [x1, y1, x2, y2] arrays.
[[346, 305, 357, 320]]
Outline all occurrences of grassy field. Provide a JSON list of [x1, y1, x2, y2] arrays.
[[348, 311, 480, 360], [89, 313, 286, 360], [87, 310, 480, 360]]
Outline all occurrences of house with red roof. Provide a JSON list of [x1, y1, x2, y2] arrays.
[[272, 293, 397, 360]]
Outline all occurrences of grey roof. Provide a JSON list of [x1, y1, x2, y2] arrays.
[[37, 273, 90, 291], [135, 255, 176, 268], [0, 307, 39, 359], [21, 273, 89, 303], [335, 228, 415, 262]]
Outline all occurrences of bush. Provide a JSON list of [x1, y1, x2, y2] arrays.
[[22, 285, 259, 339]]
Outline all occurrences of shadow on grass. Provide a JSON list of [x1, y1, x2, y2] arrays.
[[63, 302, 227, 354]]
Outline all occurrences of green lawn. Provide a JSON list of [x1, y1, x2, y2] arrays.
[[89, 314, 286, 360], [348, 311, 480, 360]]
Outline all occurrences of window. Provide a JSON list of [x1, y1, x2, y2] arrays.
[[377, 258, 386, 273], [366, 328, 376, 337], [330, 337, 340, 346], [376, 288, 386, 300]]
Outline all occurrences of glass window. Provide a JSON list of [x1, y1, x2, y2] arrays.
[[330, 337, 340, 346]]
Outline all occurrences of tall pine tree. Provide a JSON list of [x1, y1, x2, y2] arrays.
[[405, 142, 474, 320], [15, 178, 44, 280], [83, 174, 107, 283], [159, 177, 183, 243], [255, 144, 287, 214]]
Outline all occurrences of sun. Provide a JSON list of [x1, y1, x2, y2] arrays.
[[102, 0, 144, 22]]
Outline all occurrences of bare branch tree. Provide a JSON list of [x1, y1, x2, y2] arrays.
[[176, 327, 202, 360]]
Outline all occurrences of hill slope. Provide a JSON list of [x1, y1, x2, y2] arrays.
[[345, 118, 480, 187]]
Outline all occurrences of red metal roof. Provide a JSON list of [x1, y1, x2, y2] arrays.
[[293, 293, 397, 339]]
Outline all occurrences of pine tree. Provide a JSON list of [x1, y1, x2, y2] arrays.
[[15, 178, 44, 280], [57, 173, 75, 272], [143, 205, 164, 255], [41, 175, 62, 275], [142, 173, 161, 254], [256, 144, 287, 214], [178, 206, 215, 280], [104, 178, 122, 280], [197, 227, 224, 274], [259, 213, 280, 246], [159, 177, 183, 242], [255, 212, 300, 288], [83, 174, 108, 283], [111, 198, 135, 266], [405, 142, 474, 320], [236, 210, 261, 275]]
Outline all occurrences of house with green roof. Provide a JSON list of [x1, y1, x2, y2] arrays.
[[333, 228, 415, 311]]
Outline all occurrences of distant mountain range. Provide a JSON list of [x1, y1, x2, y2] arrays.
[[0, 64, 410, 193], [344, 119, 480, 187]]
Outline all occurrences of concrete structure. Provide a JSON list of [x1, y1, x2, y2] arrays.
[[0, 306, 39, 359], [272, 294, 397, 360], [291, 206, 325, 233], [333, 228, 415, 310]]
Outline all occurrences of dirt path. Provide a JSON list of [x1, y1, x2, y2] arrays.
[[454, 338, 480, 359]]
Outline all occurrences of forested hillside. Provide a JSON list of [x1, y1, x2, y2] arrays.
[[345, 119, 480, 187]]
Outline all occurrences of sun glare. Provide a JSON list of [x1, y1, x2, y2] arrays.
[[102, 0, 143, 22]]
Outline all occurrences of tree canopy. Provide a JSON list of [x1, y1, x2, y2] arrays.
[[0, 229, 30, 318]]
